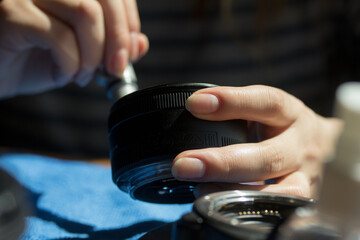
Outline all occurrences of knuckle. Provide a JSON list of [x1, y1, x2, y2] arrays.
[[76, 0, 103, 23], [0, 0, 18, 12], [206, 147, 233, 180], [129, 18, 140, 32], [108, 29, 130, 48], [0, 0, 10, 14], [0, 0, 31, 25], [264, 87, 285, 117], [260, 144, 285, 177], [221, 152, 232, 179], [54, 29, 75, 48], [53, 31, 69, 46], [212, 150, 233, 180]]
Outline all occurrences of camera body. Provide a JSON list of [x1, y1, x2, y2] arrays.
[[141, 190, 314, 240]]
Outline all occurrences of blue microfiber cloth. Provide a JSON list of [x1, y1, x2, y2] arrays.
[[0, 153, 192, 240]]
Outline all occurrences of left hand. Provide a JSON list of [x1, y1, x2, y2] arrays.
[[0, 0, 148, 98], [171, 85, 343, 199]]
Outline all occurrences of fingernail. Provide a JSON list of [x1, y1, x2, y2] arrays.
[[130, 32, 139, 62], [186, 94, 219, 114], [172, 158, 205, 179], [111, 48, 128, 76]]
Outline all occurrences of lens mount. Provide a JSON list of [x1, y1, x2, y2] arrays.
[[191, 190, 314, 240]]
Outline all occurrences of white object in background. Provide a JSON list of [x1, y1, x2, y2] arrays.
[[277, 81, 360, 240], [318, 81, 360, 237]]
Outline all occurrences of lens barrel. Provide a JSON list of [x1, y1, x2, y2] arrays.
[[108, 83, 247, 203]]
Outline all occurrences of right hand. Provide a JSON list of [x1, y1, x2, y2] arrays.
[[172, 85, 343, 199], [0, 0, 149, 98]]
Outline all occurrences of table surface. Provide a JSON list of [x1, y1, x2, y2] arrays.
[[0, 151, 191, 240]]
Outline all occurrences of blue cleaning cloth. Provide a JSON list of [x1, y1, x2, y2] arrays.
[[0, 153, 192, 240]]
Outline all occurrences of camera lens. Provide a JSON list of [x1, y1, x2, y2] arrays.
[[108, 83, 247, 203]]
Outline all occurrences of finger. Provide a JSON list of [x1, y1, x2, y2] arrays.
[[194, 172, 311, 198], [185, 85, 304, 127], [98, 0, 130, 76], [123, 0, 140, 31], [172, 131, 301, 183], [123, 0, 141, 62], [138, 33, 149, 59], [19, 1, 80, 86], [129, 32, 149, 62], [33, 0, 105, 86]]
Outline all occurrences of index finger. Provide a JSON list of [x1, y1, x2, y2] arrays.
[[185, 85, 304, 128], [98, 0, 131, 76], [171, 131, 301, 184]]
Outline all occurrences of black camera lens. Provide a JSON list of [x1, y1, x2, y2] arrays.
[[108, 83, 247, 203]]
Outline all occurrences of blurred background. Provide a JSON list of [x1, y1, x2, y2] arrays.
[[0, 0, 358, 159]]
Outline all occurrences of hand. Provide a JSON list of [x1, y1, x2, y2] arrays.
[[0, 0, 149, 98], [171, 85, 343, 198]]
